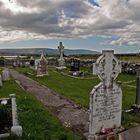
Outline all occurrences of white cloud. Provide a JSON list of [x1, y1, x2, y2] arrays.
[[0, 0, 139, 46]]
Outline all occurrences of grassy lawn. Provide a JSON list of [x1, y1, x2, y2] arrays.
[[16, 67, 100, 108], [0, 80, 80, 140], [15, 67, 140, 129]]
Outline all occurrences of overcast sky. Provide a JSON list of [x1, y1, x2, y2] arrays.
[[0, 0, 140, 53]]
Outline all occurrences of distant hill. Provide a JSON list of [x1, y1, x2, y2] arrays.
[[0, 48, 99, 55]]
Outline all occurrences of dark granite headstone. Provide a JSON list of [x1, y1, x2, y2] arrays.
[[0, 57, 5, 67], [30, 57, 35, 66], [135, 69, 140, 105], [70, 58, 80, 71]]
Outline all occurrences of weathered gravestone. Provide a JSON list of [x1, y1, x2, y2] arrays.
[[131, 68, 140, 110], [0, 74, 3, 86], [30, 56, 35, 66], [93, 63, 96, 75], [37, 51, 48, 76], [0, 57, 5, 67], [2, 69, 10, 81], [89, 50, 122, 140], [57, 42, 66, 69], [135, 68, 140, 106], [70, 58, 80, 72], [35, 59, 40, 70]]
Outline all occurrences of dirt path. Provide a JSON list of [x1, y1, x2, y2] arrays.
[[10, 69, 89, 139]]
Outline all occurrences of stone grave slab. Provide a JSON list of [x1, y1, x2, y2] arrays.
[[119, 125, 140, 140]]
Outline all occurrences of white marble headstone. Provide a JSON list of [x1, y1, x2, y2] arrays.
[[89, 50, 122, 139], [2, 69, 10, 81], [35, 59, 40, 70]]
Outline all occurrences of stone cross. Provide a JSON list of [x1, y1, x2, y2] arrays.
[[58, 42, 64, 60], [135, 68, 140, 105], [95, 50, 121, 88], [89, 50, 122, 140]]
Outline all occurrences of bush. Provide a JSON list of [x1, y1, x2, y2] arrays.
[[0, 103, 12, 133]]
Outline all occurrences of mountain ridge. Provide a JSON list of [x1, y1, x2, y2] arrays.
[[0, 48, 99, 55]]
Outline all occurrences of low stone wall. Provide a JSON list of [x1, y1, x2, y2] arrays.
[[121, 61, 140, 75]]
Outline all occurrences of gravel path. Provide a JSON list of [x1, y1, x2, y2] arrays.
[[10, 69, 89, 139]]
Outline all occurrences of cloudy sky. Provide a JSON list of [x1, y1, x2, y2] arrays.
[[0, 0, 140, 53]]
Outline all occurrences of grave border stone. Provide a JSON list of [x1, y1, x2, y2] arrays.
[[0, 94, 22, 138]]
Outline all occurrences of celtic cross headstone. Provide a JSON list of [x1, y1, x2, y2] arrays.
[[57, 42, 65, 67], [89, 50, 122, 139]]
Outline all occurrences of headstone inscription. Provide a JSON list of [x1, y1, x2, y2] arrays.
[[57, 42, 65, 68], [89, 50, 122, 140], [70, 58, 80, 72], [37, 51, 48, 76]]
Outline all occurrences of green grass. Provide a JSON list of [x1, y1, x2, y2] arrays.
[[15, 67, 140, 129], [16, 67, 99, 108], [0, 80, 80, 140]]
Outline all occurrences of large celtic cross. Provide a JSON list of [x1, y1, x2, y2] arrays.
[[95, 50, 121, 88], [58, 42, 64, 60]]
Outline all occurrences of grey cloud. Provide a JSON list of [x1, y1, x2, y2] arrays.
[[0, 0, 139, 46]]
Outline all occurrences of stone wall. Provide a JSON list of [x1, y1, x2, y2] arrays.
[[121, 61, 140, 75]]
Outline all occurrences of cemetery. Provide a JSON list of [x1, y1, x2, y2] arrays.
[[0, 41, 139, 140], [0, 0, 140, 139], [0, 47, 139, 140]]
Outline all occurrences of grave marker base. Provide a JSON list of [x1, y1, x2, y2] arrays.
[[89, 127, 124, 140]]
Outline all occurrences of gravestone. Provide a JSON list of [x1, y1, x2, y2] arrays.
[[30, 56, 35, 66], [37, 51, 48, 76], [25, 62, 30, 67], [35, 59, 40, 70], [93, 63, 96, 75], [131, 68, 140, 110], [70, 58, 80, 72], [89, 50, 122, 140], [2, 69, 10, 81], [135, 68, 140, 105], [0, 57, 5, 67], [0, 74, 3, 86], [57, 42, 65, 69], [16, 56, 20, 66]]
